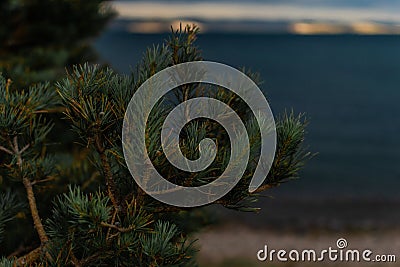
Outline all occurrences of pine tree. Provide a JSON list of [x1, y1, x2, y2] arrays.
[[0, 0, 115, 88], [0, 25, 311, 266]]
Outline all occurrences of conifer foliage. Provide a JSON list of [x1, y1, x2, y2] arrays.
[[0, 25, 311, 266], [0, 0, 115, 87]]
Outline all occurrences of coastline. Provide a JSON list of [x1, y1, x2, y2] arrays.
[[197, 223, 400, 266], [197, 197, 400, 266]]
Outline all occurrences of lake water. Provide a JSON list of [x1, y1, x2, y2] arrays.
[[95, 32, 400, 201]]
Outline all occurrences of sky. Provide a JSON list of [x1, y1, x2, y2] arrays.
[[110, 0, 400, 34]]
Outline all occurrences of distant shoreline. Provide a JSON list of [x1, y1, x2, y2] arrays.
[[211, 196, 400, 231], [104, 27, 400, 37]]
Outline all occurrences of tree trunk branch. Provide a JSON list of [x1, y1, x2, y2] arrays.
[[0, 145, 13, 155], [99, 151, 119, 210], [94, 135, 119, 210], [14, 247, 42, 267], [22, 177, 49, 244]]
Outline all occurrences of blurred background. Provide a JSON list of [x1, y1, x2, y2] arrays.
[[1, 0, 399, 266]]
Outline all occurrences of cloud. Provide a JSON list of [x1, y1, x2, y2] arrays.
[[112, 1, 400, 24]]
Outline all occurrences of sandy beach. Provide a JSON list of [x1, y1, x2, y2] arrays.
[[197, 223, 400, 267], [195, 197, 400, 267]]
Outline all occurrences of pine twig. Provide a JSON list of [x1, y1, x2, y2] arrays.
[[13, 136, 22, 168], [100, 222, 136, 233], [99, 151, 119, 209], [106, 209, 118, 241], [70, 251, 82, 267], [152, 206, 184, 213], [0, 145, 13, 155], [14, 247, 42, 267], [251, 184, 274, 194], [94, 135, 119, 210], [31, 176, 55, 185], [11, 136, 48, 243], [9, 136, 50, 266], [22, 177, 49, 243], [7, 244, 36, 258]]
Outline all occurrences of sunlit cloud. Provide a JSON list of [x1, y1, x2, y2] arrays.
[[109, 1, 400, 34], [290, 23, 347, 35], [290, 22, 400, 34], [112, 1, 400, 23], [350, 22, 400, 34]]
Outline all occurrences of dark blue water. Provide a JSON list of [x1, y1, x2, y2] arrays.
[[95, 32, 400, 200]]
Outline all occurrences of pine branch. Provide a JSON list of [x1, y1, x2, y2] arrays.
[[11, 136, 49, 244], [136, 187, 146, 207], [14, 244, 52, 267], [13, 136, 22, 169], [31, 176, 56, 185], [100, 222, 136, 233], [79, 251, 105, 266], [22, 178, 48, 244], [99, 152, 118, 209], [95, 135, 119, 210], [151, 206, 185, 213], [14, 247, 42, 267], [0, 145, 13, 155], [70, 250, 82, 267], [106, 209, 118, 241], [251, 184, 273, 194]]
